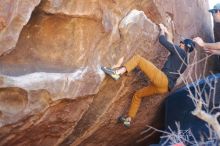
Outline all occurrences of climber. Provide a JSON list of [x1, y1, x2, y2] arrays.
[[193, 4, 220, 53], [101, 23, 195, 128]]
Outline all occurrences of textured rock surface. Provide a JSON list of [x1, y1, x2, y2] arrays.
[[0, 0, 41, 55], [0, 0, 213, 146]]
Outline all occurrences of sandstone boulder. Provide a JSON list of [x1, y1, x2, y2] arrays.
[[0, 0, 213, 145]]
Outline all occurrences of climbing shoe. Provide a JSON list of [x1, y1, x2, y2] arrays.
[[101, 66, 120, 80], [117, 116, 131, 128]]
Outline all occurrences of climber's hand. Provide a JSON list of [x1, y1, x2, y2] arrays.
[[159, 23, 168, 34], [193, 37, 205, 48], [159, 23, 165, 31]]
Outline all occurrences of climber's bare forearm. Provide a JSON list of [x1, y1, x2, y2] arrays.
[[204, 42, 220, 50]]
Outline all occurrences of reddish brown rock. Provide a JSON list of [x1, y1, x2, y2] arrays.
[[0, 0, 214, 146], [0, 17, 6, 31], [0, 0, 41, 55], [0, 88, 28, 126], [0, 97, 93, 146]]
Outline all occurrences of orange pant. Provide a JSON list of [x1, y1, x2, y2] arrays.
[[124, 55, 169, 118]]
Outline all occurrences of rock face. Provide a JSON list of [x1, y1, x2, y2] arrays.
[[0, 0, 213, 146], [0, 0, 41, 55]]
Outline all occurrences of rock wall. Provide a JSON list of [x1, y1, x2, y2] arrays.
[[0, 0, 213, 146], [0, 0, 41, 55]]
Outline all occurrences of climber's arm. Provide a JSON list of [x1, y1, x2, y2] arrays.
[[158, 24, 178, 54], [193, 37, 220, 54]]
